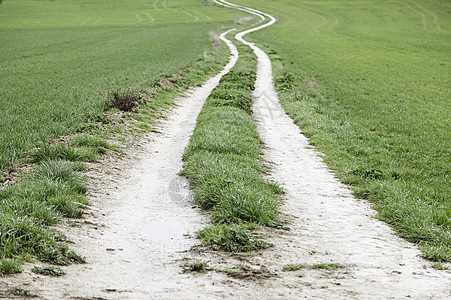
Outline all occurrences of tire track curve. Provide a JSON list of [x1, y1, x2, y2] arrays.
[[214, 1, 451, 299], [1, 1, 450, 299]]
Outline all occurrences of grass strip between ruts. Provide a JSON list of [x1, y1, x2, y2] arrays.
[[182, 42, 283, 252]]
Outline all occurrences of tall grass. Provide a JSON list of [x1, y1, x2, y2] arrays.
[[0, 161, 88, 271]]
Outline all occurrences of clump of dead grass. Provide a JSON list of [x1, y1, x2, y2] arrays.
[[208, 31, 221, 49], [234, 16, 255, 25], [105, 89, 145, 112]]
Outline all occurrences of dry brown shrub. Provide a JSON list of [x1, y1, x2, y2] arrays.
[[234, 16, 255, 25], [208, 31, 221, 49]]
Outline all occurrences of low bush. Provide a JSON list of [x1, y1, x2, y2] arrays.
[[105, 89, 144, 112]]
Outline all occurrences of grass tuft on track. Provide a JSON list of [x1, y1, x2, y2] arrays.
[[197, 224, 273, 252]]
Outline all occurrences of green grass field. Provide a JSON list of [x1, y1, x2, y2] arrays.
[[1, 0, 450, 269], [0, 0, 247, 172], [236, 0, 450, 261]]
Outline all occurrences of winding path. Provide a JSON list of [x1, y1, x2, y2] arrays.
[[215, 1, 451, 299], [1, 1, 450, 299]]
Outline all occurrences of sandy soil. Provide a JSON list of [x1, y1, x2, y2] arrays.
[[1, 1, 450, 299]]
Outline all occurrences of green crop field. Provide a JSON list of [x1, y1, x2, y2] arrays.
[[236, 0, 451, 261], [0, 0, 246, 172], [1, 0, 450, 271]]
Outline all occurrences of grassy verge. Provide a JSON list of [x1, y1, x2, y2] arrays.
[[236, 0, 451, 262], [268, 43, 450, 263], [0, 160, 87, 274], [0, 33, 232, 275], [182, 42, 283, 252]]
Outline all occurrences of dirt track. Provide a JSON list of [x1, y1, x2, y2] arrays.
[[1, 1, 450, 299]]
